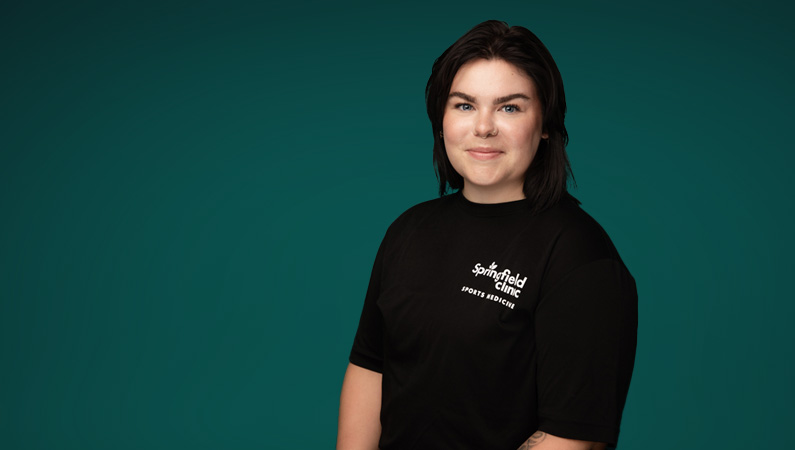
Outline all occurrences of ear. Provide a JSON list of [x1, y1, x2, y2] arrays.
[[542, 131, 549, 139]]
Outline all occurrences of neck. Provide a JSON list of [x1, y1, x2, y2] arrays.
[[461, 183, 525, 204]]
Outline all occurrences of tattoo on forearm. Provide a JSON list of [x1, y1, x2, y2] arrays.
[[517, 431, 547, 449]]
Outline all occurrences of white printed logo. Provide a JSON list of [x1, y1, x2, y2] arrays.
[[459, 261, 527, 310], [472, 262, 527, 298]]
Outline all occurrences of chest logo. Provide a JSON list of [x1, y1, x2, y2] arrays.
[[460, 262, 527, 310], [472, 262, 527, 298]]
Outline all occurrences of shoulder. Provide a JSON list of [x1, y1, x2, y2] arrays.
[[536, 197, 629, 293], [540, 197, 623, 262], [384, 194, 457, 237], [371, 195, 456, 266]]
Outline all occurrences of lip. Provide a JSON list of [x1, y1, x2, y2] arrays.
[[467, 147, 503, 161]]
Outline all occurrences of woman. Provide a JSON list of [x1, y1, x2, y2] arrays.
[[338, 20, 637, 450]]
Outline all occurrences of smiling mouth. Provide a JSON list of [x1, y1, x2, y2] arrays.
[[467, 148, 503, 161]]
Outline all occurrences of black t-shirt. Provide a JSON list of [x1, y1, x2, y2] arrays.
[[350, 192, 637, 449]]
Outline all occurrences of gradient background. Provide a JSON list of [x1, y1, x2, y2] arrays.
[[2, 1, 793, 448]]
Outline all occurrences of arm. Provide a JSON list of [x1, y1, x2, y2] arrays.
[[337, 362, 382, 450], [534, 259, 637, 447], [517, 431, 607, 450]]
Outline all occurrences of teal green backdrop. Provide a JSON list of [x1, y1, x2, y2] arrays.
[[2, 1, 793, 448]]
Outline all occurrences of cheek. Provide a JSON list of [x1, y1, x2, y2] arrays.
[[506, 120, 543, 150], [442, 116, 453, 140], [442, 114, 469, 142]]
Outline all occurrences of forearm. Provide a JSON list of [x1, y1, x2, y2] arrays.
[[517, 431, 606, 450], [337, 363, 382, 450]]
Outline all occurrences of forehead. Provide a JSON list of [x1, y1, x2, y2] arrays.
[[450, 58, 536, 98]]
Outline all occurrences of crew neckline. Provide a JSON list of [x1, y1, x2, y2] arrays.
[[453, 191, 533, 217]]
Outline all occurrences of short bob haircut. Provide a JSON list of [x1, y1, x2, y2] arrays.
[[426, 20, 578, 213]]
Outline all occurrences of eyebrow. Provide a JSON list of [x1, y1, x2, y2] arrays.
[[449, 91, 531, 105], [494, 93, 531, 104]]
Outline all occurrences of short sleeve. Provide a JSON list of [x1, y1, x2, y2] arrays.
[[535, 258, 638, 447], [348, 238, 386, 373]]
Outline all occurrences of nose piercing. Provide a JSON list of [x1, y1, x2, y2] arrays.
[[478, 129, 498, 138]]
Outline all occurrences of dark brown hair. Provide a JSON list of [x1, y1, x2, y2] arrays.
[[426, 20, 578, 212]]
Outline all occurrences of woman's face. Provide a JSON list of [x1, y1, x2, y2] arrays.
[[442, 58, 547, 204]]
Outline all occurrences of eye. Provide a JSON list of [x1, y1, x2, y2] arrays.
[[501, 104, 521, 113], [455, 103, 473, 111]]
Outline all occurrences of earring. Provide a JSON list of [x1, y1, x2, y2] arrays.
[[439, 131, 444, 138]]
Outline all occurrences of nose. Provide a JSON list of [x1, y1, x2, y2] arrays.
[[474, 111, 497, 138]]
